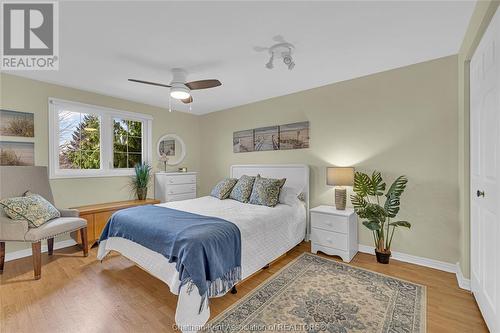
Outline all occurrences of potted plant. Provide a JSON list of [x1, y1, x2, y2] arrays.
[[350, 171, 411, 264], [130, 162, 152, 200]]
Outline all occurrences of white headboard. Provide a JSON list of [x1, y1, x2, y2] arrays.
[[230, 164, 310, 237]]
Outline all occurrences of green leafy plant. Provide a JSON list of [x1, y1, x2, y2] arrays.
[[350, 171, 411, 253], [130, 162, 151, 200]]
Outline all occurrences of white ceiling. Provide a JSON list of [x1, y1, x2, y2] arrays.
[[7, 1, 475, 115]]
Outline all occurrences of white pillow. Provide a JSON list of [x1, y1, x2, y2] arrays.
[[279, 186, 302, 206]]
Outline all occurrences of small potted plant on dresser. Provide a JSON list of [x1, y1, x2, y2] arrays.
[[350, 171, 411, 264], [130, 162, 152, 200]]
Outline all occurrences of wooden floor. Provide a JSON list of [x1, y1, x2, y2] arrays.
[[0, 242, 487, 333]]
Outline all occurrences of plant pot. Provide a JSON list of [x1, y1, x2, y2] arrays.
[[375, 249, 391, 264], [137, 187, 147, 200]]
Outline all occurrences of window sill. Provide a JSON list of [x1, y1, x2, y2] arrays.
[[49, 169, 137, 180]]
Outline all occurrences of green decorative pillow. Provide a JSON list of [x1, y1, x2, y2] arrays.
[[229, 175, 256, 203], [0, 193, 60, 228], [249, 175, 286, 207], [211, 178, 238, 199]]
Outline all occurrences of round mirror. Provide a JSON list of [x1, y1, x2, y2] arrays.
[[157, 134, 186, 166]]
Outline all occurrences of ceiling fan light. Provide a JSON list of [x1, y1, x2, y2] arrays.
[[170, 86, 190, 100]]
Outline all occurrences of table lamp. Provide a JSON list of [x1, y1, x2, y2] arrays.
[[327, 167, 354, 210]]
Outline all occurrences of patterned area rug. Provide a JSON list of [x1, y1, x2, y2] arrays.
[[207, 253, 426, 332]]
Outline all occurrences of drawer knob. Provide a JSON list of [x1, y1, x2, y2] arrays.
[[169, 179, 174, 183]]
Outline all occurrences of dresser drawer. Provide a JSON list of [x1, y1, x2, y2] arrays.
[[160, 174, 196, 185], [311, 212, 348, 234], [165, 183, 196, 195], [166, 192, 196, 202], [311, 228, 348, 251]]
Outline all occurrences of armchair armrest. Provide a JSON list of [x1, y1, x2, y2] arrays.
[[0, 215, 29, 241], [58, 208, 80, 218]]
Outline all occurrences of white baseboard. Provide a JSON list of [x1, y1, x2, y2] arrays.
[[357, 244, 470, 290], [455, 262, 471, 291], [5, 239, 77, 262]]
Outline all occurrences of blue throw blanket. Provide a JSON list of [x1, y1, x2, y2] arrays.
[[99, 205, 241, 311]]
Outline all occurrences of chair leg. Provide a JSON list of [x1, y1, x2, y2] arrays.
[[0, 242, 5, 274], [32, 242, 41, 280], [47, 238, 54, 255], [80, 227, 88, 257]]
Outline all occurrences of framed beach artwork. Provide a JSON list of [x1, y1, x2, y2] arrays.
[[233, 129, 254, 153], [233, 121, 309, 153], [254, 126, 279, 151], [0, 109, 34, 137], [0, 141, 35, 166], [279, 121, 310, 150]]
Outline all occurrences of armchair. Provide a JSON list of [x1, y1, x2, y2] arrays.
[[0, 166, 88, 279]]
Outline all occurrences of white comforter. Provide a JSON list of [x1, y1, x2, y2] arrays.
[[97, 196, 306, 331]]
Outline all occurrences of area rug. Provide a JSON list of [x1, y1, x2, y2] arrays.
[[207, 253, 426, 333]]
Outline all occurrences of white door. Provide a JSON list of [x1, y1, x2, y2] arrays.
[[470, 7, 500, 333]]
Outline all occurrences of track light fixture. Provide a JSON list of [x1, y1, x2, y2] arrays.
[[264, 42, 295, 70]]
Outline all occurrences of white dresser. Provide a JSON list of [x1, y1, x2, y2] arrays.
[[154, 172, 197, 203], [310, 205, 358, 262]]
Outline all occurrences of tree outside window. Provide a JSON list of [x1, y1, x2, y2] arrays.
[[113, 118, 142, 168], [58, 111, 100, 169]]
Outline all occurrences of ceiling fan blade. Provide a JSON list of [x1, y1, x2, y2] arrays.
[[185, 79, 221, 90], [181, 96, 193, 104], [128, 79, 171, 88]]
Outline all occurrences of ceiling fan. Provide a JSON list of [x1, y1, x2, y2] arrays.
[[128, 68, 221, 104]]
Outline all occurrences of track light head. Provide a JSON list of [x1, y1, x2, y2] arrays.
[[265, 54, 274, 69], [283, 54, 295, 70]]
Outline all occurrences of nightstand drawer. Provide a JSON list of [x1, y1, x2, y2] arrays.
[[311, 228, 347, 250], [165, 183, 196, 195], [311, 212, 348, 234], [162, 174, 196, 185], [166, 192, 196, 202]]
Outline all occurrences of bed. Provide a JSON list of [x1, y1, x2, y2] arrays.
[[97, 164, 309, 332]]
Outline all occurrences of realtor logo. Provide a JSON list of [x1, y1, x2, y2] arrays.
[[1, 1, 59, 70]]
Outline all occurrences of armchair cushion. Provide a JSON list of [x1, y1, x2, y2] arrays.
[[0, 194, 60, 228], [58, 208, 80, 218], [24, 217, 86, 241], [0, 215, 29, 241]]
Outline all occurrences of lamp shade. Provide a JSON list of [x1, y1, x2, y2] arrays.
[[327, 167, 354, 186]]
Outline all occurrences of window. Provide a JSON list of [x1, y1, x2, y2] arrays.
[[58, 110, 101, 170], [113, 118, 142, 168], [49, 98, 152, 178]]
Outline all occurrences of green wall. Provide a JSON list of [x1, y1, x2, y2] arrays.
[[199, 56, 460, 264], [1, 55, 462, 266], [0, 73, 201, 254]]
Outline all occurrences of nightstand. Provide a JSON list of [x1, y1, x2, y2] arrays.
[[310, 205, 358, 262]]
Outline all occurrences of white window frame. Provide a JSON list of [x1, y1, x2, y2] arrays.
[[48, 98, 153, 179]]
